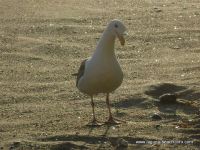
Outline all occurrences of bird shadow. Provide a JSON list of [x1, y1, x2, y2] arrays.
[[112, 95, 151, 109]]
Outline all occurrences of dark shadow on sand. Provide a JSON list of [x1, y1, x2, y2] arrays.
[[144, 82, 200, 101], [144, 83, 186, 99], [144, 82, 199, 114], [50, 142, 89, 150], [112, 95, 152, 109], [38, 134, 145, 145]]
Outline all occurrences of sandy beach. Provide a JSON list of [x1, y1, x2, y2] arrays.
[[0, 0, 200, 149]]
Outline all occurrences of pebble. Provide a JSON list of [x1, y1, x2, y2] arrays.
[[9, 146, 14, 150], [151, 113, 162, 121], [154, 7, 162, 13], [172, 46, 180, 49], [13, 141, 20, 146], [155, 124, 161, 129]]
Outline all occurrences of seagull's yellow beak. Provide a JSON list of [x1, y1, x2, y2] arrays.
[[116, 31, 127, 46]]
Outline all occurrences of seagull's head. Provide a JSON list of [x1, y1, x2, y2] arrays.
[[109, 19, 127, 46]]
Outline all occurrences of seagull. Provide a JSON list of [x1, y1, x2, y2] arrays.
[[73, 19, 127, 125]]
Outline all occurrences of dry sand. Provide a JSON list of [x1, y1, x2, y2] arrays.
[[0, 0, 200, 149]]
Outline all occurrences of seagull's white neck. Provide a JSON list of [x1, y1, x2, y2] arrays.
[[93, 27, 116, 57]]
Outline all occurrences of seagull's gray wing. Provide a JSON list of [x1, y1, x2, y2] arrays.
[[72, 59, 88, 87]]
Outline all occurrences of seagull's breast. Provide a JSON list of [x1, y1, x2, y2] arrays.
[[78, 56, 123, 95]]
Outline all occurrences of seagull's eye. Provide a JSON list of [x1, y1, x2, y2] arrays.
[[114, 24, 118, 28]]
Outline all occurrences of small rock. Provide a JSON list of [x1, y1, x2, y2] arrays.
[[9, 146, 14, 150], [151, 113, 162, 121], [13, 141, 20, 147], [154, 7, 162, 13], [159, 93, 177, 104], [155, 9, 162, 13], [155, 124, 161, 129], [194, 12, 200, 16], [172, 46, 180, 49]]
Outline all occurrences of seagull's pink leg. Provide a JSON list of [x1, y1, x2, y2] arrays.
[[105, 93, 125, 125], [87, 95, 102, 126]]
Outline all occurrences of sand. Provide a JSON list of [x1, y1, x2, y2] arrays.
[[0, 0, 200, 149]]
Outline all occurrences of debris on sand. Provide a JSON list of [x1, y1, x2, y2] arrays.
[[151, 113, 162, 121], [155, 124, 161, 130], [153, 7, 162, 13], [13, 141, 21, 147]]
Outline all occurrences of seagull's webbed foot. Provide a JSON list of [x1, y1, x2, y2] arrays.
[[104, 116, 126, 125], [86, 118, 103, 127], [105, 93, 126, 125]]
